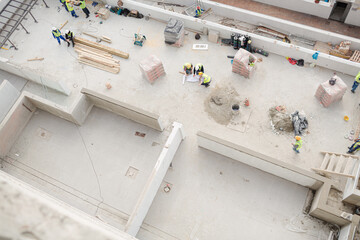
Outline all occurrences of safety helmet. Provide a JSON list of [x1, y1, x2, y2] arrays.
[[65, 29, 70, 34], [52, 27, 56, 31], [66, 0, 70, 2], [195, 65, 199, 71], [197, 6, 200, 9], [295, 136, 301, 141], [198, 72, 203, 75], [186, 64, 191, 69]]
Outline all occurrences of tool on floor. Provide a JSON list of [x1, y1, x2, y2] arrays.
[[27, 57, 44, 61], [134, 29, 146, 47]]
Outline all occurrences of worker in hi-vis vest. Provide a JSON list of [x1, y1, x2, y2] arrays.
[[351, 71, 360, 93], [51, 27, 66, 45], [59, 0, 68, 12], [292, 136, 303, 153], [66, 0, 79, 18], [183, 63, 193, 76], [198, 72, 211, 88], [193, 63, 204, 77], [75, 0, 90, 18]]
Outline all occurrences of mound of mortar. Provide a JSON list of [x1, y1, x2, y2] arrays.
[[269, 106, 294, 132]]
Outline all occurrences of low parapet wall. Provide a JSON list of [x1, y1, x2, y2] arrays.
[[81, 88, 164, 131], [0, 80, 20, 123]]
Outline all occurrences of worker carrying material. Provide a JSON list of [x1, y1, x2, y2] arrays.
[[65, 30, 75, 47], [66, 0, 79, 18], [75, 0, 90, 18], [193, 63, 204, 76], [194, 6, 204, 18], [51, 27, 66, 45], [59, 0, 69, 12], [351, 71, 360, 93], [292, 136, 303, 153], [347, 138, 360, 154], [183, 63, 193, 76], [198, 72, 211, 87]]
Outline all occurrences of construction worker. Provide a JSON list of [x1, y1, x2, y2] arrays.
[[198, 72, 211, 87], [66, 0, 79, 18], [347, 138, 360, 154], [60, 0, 69, 12], [194, 6, 204, 18], [75, 0, 90, 18], [351, 71, 360, 93], [292, 136, 302, 153], [51, 27, 66, 45], [183, 63, 193, 76], [64, 30, 75, 47], [193, 63, 204, 77]]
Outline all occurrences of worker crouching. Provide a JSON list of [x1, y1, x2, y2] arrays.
[[65, 30, 75, 47], [347, 138, 360, 154], [198, 72, 211, 88], [193, 63, 204, 77], [183, 63, 193, 76], [292, 136, 302, 153]]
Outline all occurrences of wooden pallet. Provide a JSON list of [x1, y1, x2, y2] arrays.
[[312, 151, 360, 179], [350, 50, 360, 63], [329, 49, 352, 59]]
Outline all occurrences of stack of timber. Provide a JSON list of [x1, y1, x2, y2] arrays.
[[74, 43, 120, 74]]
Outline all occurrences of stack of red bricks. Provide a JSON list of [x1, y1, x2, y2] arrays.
[[315, 75, 347, 107], [232, 49, 257, 78], [139, 55, 165, 83]]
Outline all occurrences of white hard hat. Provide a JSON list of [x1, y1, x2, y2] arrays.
[[65, 29, 69, 34], [195, 66, 199, 71], [52, 27, 56, 31]]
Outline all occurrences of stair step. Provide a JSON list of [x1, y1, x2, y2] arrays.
[[320, 153, 330, 170], [335, 155, 345, 173], [344, 157, 356, 175], [327, 154, 337, 171]]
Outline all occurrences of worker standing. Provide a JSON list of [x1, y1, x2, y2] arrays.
[[64, 30, 75, 47], [51, 27, 66, 45], [198, 72, 211, 87], [193, 63, 204, 77], [75, 0, 90, 18], [66, 0, 79, 18], [183, 63, 193, 76], [59, 0, 69, 12], [351, 71, 360, 93], [292, 136, 302, 153], [347, 138, 360, 154]]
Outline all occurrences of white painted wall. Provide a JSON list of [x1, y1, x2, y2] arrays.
[[252, 0, 333, 18], [345, 4, 360, 26], [125, 122, 185, 236], [0, 57, 71, 95], [0, 80, 20, 123]]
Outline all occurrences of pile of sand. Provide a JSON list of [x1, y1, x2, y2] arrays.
[[204, 85, 240, 125], [269, 106, 293, 132]]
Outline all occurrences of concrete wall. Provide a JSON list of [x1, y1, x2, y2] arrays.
[[0, 93, 35, 158], [197, 131, 328, 189], [0, 80, 20, 123], [125, 122, 185, 236], [0, 57, 71, 96], [0, 170, 138, 240], [345, 4, 360, 26], [343, 164, 360, 205], [252, 0, 332, 18], [81, 88, 164, 131], [120, 0, 360, 76]]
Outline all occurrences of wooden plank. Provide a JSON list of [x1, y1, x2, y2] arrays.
[[320, 153, 330, 170], [83, 32, 112, 43], [312, 168, 355, 179], [327, 154, 337, 171], [74, 37, 129, 59], [321, 151, 360, 159], [59, 20, 68, 30], [335, 155, 345, 173], [79, 54, 119, 68], [75, 48, 118, 62], [344, 158, 356, 174], [79, 59, 120, 74], [27, 57, 44, 61], [75, 43, 111, 56]]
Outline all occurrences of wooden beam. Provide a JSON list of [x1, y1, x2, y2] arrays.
[[79, 58, 120, 74], [59, 20, 68, 30], [83, 32, 112, 43], [321, 151, 360, 159], [74, 37, 129, 59], [27, 57, 44, 61], [312, 168, 355, 179]]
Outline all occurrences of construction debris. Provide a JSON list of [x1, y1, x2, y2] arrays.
[[139, 55, 165, 83], [75, 44, 120, 74], [74, 37, 129, 59], [97, 7, 110, 20], [291, 111, 308, 136], [232, 49, 257, 78], [315, 75, 347, 107], [164, 18, 185, 47], [269, 106, 294, 133], [105, 83, 112, 89], [27, 57, 44, 61], [256, 26, 290, 43], [83, 32, 112, 43]]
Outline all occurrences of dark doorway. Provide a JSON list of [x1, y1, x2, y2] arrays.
[[329, 1, 352, 22]]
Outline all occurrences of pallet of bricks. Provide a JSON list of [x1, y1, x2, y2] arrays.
[[139, 55, 165, 83], [315, 75, 347, 107], [164, 18, 185, 48], [232, 48, 257, 78]]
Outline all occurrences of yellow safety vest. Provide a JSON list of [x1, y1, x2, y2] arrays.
[[66, 2, 73, 11], [80, 0, 86, 9], [355, 71, 360, 83], [52, 29, 61, 37], [295, 140, 303, 150], [202, 74, 211, 83]]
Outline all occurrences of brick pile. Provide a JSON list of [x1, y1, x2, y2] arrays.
[[139, 55, 165, 83], [232, 49, 257, 78], [315, 75, 347, 107]]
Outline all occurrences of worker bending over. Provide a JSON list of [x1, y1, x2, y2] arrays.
[[60, 0, 69, 12], [351, 71, 360, 93], [348, 138, 360, 154], [51, 27, 66, 45], [183, 63, 193, 76], [75, 0, 90, 18], [66, 0, 79, 18], [292, 136, 302, 153], [193, 63, 204, 77], [65, 30, 75, 47], [198, 72, 211, 87], [195, 6, 204, 18]]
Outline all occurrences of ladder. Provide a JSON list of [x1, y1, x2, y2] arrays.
[[312, 151, 360, 179]]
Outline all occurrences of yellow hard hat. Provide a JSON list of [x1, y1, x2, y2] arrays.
[[295, 136, 301, 141], [198, 72, 203, 75], [186, 64, 191, 68], [66, 0, 70, 2]]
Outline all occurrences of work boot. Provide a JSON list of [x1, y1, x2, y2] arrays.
[[86, 15, 89, 18], [352, 90, 355, 93]]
